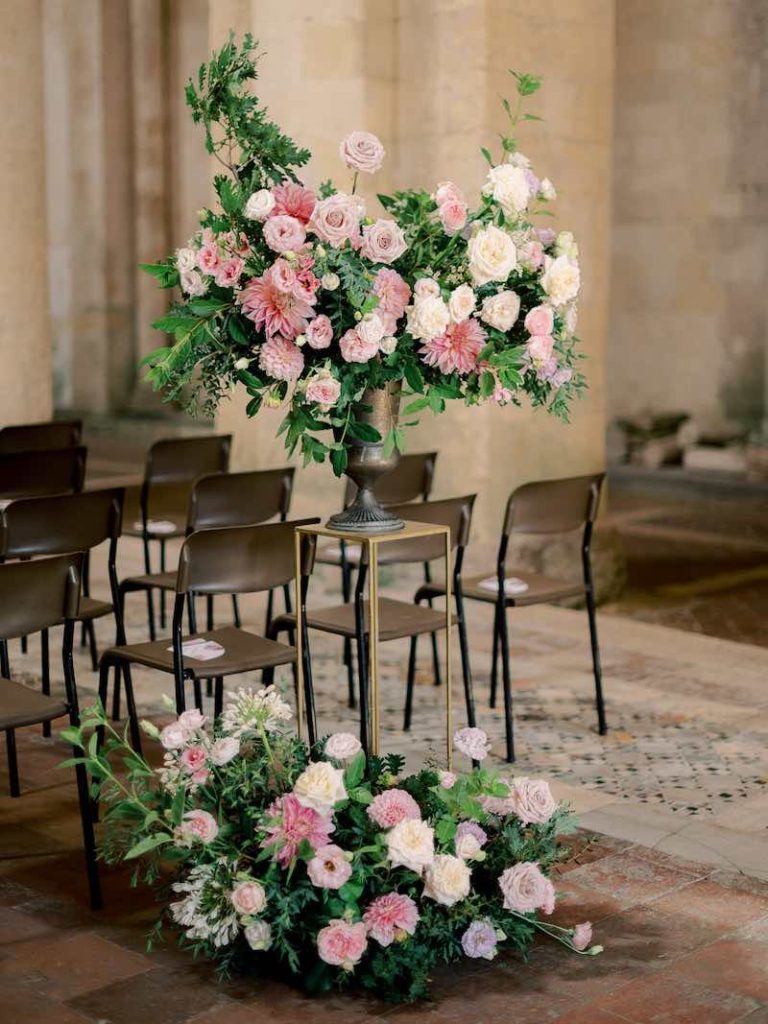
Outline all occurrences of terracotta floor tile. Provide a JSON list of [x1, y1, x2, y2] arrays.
[[649, 877, 768, 930], [598, 974, 759, 1023], [0, 907, 61, 949], [0, 978, 94, 1024], [550, 882, 625, 927], [68, 966, 229, 1024], [594, 902, 724, 965], [670, 939, 768, 1003], [563, 850, 698, 909], [550, 1006, 631, 1023]]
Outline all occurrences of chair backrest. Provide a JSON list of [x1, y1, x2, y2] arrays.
[[0, 446, 87, 499], [187, 468, 295, 533], [343, 452, 438, 508], [144, 435, 232, 487], [0, 488, 124, 559], [0, 552, 82, 641], [502, 473, 605, 536], [176, 518, 320, 596], [369, 494, 477, 566], [0, 419, 82, 454]]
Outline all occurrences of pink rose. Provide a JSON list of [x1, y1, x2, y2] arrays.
[[360, 219, 407, 265], [434, 181, 466, 206], [325, 732, 362, 761], [263, 215, 306, 254], [461, 919, 498, 960], [367, 789, 421, 829], [196, 242, 220, 274], [508, 778, 557, 825], [526, 334, 554, 363], [305, 315, 333, 350], [304, 369, 341, 410], [316, 919, 368, 969], [339, 328, 378, 363], [372, 268, 411, 319], [178, 809, 218, 844], [438, 199, 468, 235], [214, 257, 245, 288], [309, 193, 362, 249], [230, 880, 267, 916], [363, 893, 420, 946], [524, 304, 554, 336], [339, 130, 385, 174], [180, 745, 207, 775], [572, 921, 593, 951], [307, 844, 353, 890], [499, 862, 555, 915]]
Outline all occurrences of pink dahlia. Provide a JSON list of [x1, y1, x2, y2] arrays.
[[367, 788, 421, 829], [239, 265, 314, 339], [373, 268, 411, 320], [272, 181, 317, 224], [258, 336, 304, 381], [260, 793, 333, 867], [363, 892, 420, 946], [419, 318, 486, 375]]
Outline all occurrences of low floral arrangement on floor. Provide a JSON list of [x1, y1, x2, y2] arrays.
[[68, 690, 601, 1002], [141, 34, 584, 474]]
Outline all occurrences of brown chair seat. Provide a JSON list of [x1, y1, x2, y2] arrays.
[[122, 571, 177, 592], [0, 679, 67, 730], [103, 625, 296, 679], [419, 571, 584, 608], [278, 596, 456, 642], [78, 595, 114, 620]]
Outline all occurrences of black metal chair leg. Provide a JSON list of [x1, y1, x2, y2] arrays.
[[423, 564, 442, 687], [301, 622, 317, 748], [41, 628, 51, 737], [214, 677, 224, 719], [354, 624, 370, 754], [193, 677, 203, 712], [0, 640, 9, 678], [345, 641, 356, 709], [206, 594, 214, 631], [456, 592, 476, 727], [282, 584, 295, 646], [86, 621, 99, 672], [5, 729, 20, 797], [96, 657, 111, 753], [20, 634, 27, 655], [264, 588, 274, 636], [146, 587, 157, 643], [232, 594, 241, 628], [585, 586, 607, 735], [73, 757, 102, 910], [122, 666, 143, 755], [498, 602, 515, 763], [403, 635, 418, 731], [490, 604, 501, 708], [159, 539, 167, 630]]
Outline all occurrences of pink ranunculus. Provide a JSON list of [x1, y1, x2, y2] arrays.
[[572, 921, 593, 951], [180, 745, 208, 776], [453, 726, 491, 761], [363, 892, 420, 947], [339, 130, 385, 174], [260, 793, 334, 867], [304, 369, 341, 410], [526, 334, 554, 363], [508, 778, 558, 825], [524, 304, 554, 336], [434, 181, 466, 207], [305, 315, 333, 350], [367, 789, 421, 829], [461, 919, 498, 960], [372, 268, 411, 319], [419, 318, 486, 376], [456, 821, 488, 848], [179, 808, 218, 844], [339, 328, 379, 364], [263, 214, 306, 254], [360, 219, 407, 265], [499, 861, 556, 916], [239, 265, 314, 340], [317, 919, 368, 969], [230, 880, 267, 917], [307, 844, 352, 889], [309, 193, 362, 249], [258, 336, 305, 381], [438, 199, 468, 235], [270, 258, 297, 294], [271, 181, 317, 224], [196, 242, 220, 274], [214, 256, 245, 288]]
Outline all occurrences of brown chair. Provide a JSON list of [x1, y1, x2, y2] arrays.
[[0, 419, 82, 454], [419, 474, 607, 763], [272, 495, 477, 753], [0, 490, 127, 733], [122, 435, 232, 638], [97, 518, 320, 752], [0, 446, 87, 499], [0, 552, 101, 909]]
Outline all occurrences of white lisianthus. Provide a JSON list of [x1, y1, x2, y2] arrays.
[[406, 295, 450, 341], [357, 311, 385, 346], [379, 335, 398, 355], [482, 164, 530, 217], [321, 272, 340, 291], [480, 290, 520, 332], [423, 854, 471, 907], [539, 177, 557, 201], [540, 254, 581, 306], [467, 225, 517, 287], [386, 819, 435, 874], [245, 189, 275, 221], [293, 761, 347, 815], [175, 247, 197, 273], [234, 357, 250, 371], [180, 269, 208, 297], [448, 284, 476, 323], [244, 920, 272, 951], [554, 231, 579, 259]]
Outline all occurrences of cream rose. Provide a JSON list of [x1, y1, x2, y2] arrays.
[[357, 311, 386, 346], [467, 225, 517, 286], [414, 278, 441, 300], [339, 130, 385, 174], [540, 255, 580, 306], [482, 164, 530, 216], [480, 290, 520, 332], [385, 819, 435, 875], [293, 760, 347, 815], [406, 295, 450, 341], [321, 272, 340, 291], [245, 189, 275, 221], [448, 284, 476, 324], [231, 879, 267, 917], [324, 732, 362, 761], [423, 854, 471, 907]]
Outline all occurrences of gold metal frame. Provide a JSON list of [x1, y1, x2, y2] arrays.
[[294, 520, 453, 767]]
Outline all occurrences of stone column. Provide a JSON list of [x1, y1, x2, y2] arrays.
[[0, 0, 53, 424]]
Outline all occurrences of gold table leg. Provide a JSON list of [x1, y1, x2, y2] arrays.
[[368, 539, 380, 756], [444, 529, 452, 770], [294, 529, 304, 744]]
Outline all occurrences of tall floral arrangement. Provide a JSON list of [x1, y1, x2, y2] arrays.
[[69, 693, 601, 1003], [141, 35, 584, 475]]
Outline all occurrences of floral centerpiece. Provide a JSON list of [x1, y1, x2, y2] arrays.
[[69, 691, 601, 1003], [140, 36, 584, 529]]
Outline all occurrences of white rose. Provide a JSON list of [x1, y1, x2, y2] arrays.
[[321, 272, 340, 291], [293, 760, 347, 815], [554, 231, 578, 259], [448, 284, 476, 323], [414, 278, 441, 300], [467, 225, 517, 286], [357, 312, 385, 345], [210, 736, 240, 766], [482, 164, 529, 217], [379, 335, 398, 355], [175, 247, 197, 273], [423, 854, 471, 906], [245, 189, 275, 221], [480, 290, 520, 332], [539, 177, 557, 201], [180, 269, 208, 297], [386, 819, 435, 875], [540, 255, 580, 307], [244, 920, 272, 951], [325, 732, 362, 761], [455, 832, 485, 862], [406, 295, 450, 341]]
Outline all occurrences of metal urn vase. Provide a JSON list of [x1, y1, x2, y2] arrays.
[[327, 382, 405, 534]]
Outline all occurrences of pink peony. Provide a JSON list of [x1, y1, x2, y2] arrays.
[[526, 334, 554, 363], [456, 821, 488, 848], [305, 314, 333, 350], [372, 268, 411, 320], [572, 921, 593, 951], [524, 304, 554, 336], [360, 219, 407, 265], [317, 919, 368, 969], [453, 726, 491, 761], [339, 328, 379, 363], [507, 778, 557, 825], [438, 199, 468, 234], [309, 193, 362, 249], [461, 919, 498, 960], [499, 861, 556, 916], [271, 181, 316, 224], [307, 844, 352, 889], [419, 318, 486, 375], [304, 369, 341, 409], [364, 893, 420, 946], [258, 336, 305, 381], [261, 793, 334, 867], [239, 265, 315, 340], [263, 214, 306, 254], [367, 789, 421, 829], [339, 131, 385, 174], [196, 242, 220, 274], [178, 809, 218, 844], [214, 257, 245, 288]]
